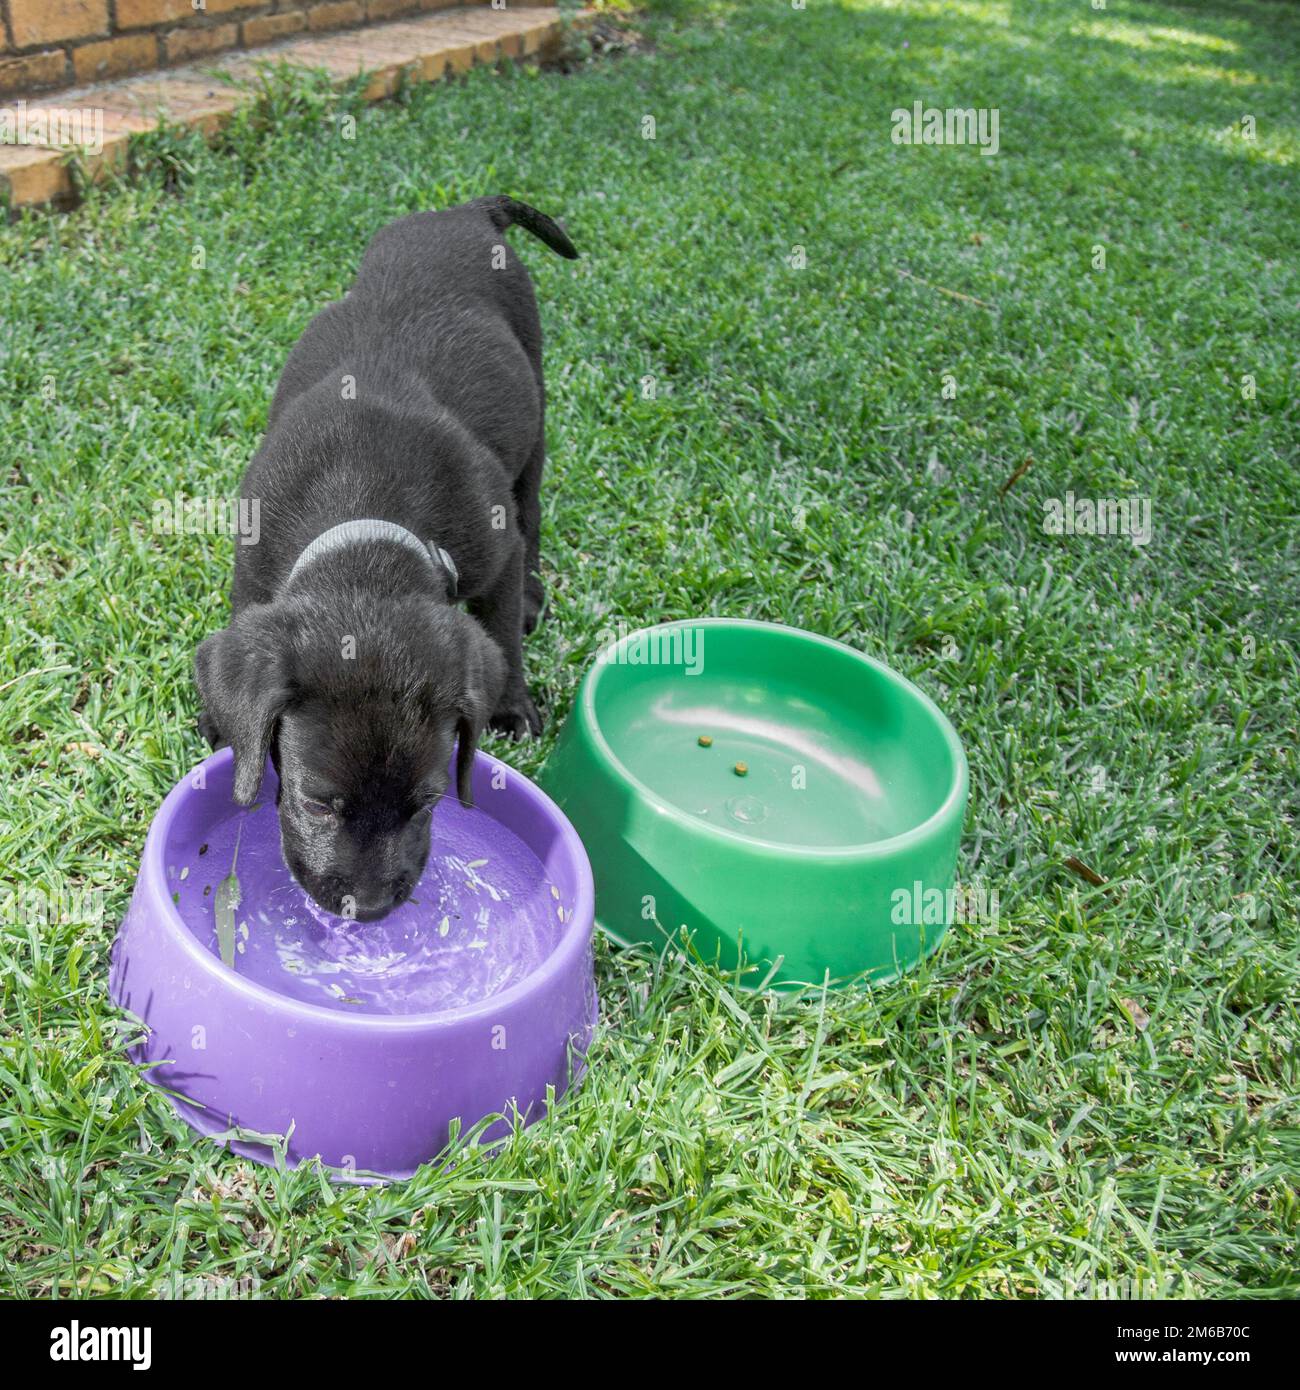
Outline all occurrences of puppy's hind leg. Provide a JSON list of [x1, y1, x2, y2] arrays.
[[470, 542, 542, 739], [514, 433, 546, 635]]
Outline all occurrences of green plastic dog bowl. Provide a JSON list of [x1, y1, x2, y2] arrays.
[[539, 619, 968, 987]]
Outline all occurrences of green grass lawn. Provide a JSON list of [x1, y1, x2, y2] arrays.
[[1, 0, 1297, 1297]]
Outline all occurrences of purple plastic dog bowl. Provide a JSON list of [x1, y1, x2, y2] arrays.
[[109, 747, 597, 1180]]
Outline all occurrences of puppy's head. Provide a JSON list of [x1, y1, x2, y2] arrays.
[[195, 596, 505, 922]]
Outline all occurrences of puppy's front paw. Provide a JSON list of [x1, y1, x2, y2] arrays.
[[490, 689, 542, 740], [522, 574, 546, 636]]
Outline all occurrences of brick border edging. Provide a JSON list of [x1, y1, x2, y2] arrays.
[[1, 6, 593, 208], [0, 1, 564, 99]]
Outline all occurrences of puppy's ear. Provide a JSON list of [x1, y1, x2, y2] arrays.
[[194, 605, 294, 806], [454, 623, 506, 809]]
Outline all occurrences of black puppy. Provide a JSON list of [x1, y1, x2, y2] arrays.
[[195, 196, 577, 922]]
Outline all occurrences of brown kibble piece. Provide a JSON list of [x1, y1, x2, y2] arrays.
[[698, 735, 713, 747], [734, 762, 748, 776]]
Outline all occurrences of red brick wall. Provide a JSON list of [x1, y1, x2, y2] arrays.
[[0, 0, 537, 97]]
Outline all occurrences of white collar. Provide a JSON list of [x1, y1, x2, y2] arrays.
[[284, 519, 458, 595]]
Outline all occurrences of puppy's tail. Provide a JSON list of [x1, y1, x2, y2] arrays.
[[471, 195, 579, 260]]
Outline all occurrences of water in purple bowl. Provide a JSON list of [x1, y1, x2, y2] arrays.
[[168, 792, 571, 1017]]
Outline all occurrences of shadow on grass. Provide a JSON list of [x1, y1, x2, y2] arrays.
[[805, 0, 1298, 179]]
